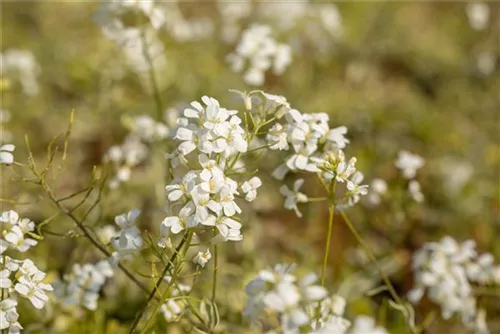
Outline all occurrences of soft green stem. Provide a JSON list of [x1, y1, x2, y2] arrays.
[[138, 14, 163, 121], [320, 181, 337, 286], [212, 244, 218, 302], [128, 233, 190, 333], [339, 211, 417, 334]]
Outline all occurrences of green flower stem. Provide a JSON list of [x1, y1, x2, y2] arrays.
[[321, 181, 337, 286], [128, 232, 191, 333], [211, 244, 219, 302]]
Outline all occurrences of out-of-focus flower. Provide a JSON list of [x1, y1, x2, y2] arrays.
[[395, 150, 424, 179], [466, 2, 490, 30]]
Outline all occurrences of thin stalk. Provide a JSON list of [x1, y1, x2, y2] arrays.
[[339, 211, 417, 334], [138, 233, 193, 334], [128, 233, 190, 333], [211, 244, 218, 302], [138, 14, 163, 120], [320, 181, 337, 286]]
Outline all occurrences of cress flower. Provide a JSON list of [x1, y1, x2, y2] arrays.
[[227, 24, 292, 86], [244, 264, 389, 333], [409, 236, 500, 332], [280, 179, 309, 218], [192, 248, 212, 268], [395, 150, 424, 179], [53, 260, 114, 311], [0, 144, 15, 165], [110, 209, 143, 264], [241, 177, 262, 202]]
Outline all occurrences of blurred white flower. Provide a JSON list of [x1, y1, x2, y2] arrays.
[[408, 180, 424, 203], [466, 2, 490, 30], [395, 150, 424, 179], [0, 50, 40, 96]]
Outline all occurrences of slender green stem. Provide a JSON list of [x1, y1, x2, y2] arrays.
[[339, 211, 401, 303], [339, 211, 417, 334], [138, 13, 163, 120], [211, 244, 218, 302], [128, 233, 190, 333], [307, 197, 328, 203], [320, 181, 337, 286], [139, 233, 193, 334]]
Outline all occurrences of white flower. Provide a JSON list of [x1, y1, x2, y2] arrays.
[[395, 150, 425, 179], [366, 178, 388, 206], [161, 204, 197, 235], [408, 236, 500, 330], [0, 269, 12, 288], [346, 172, 369, 206], [228, 24, 292, 86], [326, 126, 349, 149], [14, 270, 53, 309], [0, 49, 40, 96], [192, 248, 212, 268], [0, 144, 15, 165], [54, 260, 113, 311], [466, 2, 490, 30], [0, 298, 22, 332], [161, 299, 183, 322], [4, 226, 38, 252], [114, 208, 141, 231], [241, 177, 262, 202], [267, 123, 289, 150], [408, 180, 424, 203], [350, 316, 389, 334], [280, 179, 308, 217], [111, 209, 143, 262]]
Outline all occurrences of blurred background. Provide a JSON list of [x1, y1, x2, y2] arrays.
[[1, 1, 499, 333]]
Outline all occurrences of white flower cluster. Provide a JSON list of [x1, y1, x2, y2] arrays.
[[0, 49, 40, 96], [161, 3, 214, 42], [0, 210, 37, 254], [365, 178, 388, 207], [395, 150, 425, 203], [1, 210, 53, 333], [53, 260, 114, 312], [243, 264, 389, 334], [227, 24, 292, 86], [94, 1, 167, 89], [161, 95, 264, 244], [110, 209, 143, 265], [257, 2, 343, 53], [104, 114, 169, 188], [261, 105, 367, 212], [160, 275, 191, 322], [409, 236, 500, 332]]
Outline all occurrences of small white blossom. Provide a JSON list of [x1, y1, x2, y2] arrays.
[[466, 2, 490, 30], [241, 177, 262, 202], [280, 179, 308, 218], [395, 150, 424, 179], [192, 248, 212, 268], [0, 144, 15, 165]]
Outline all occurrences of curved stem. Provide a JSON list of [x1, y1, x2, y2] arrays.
[[339, 211, 417, 334], [128, 233, 190, 333]]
